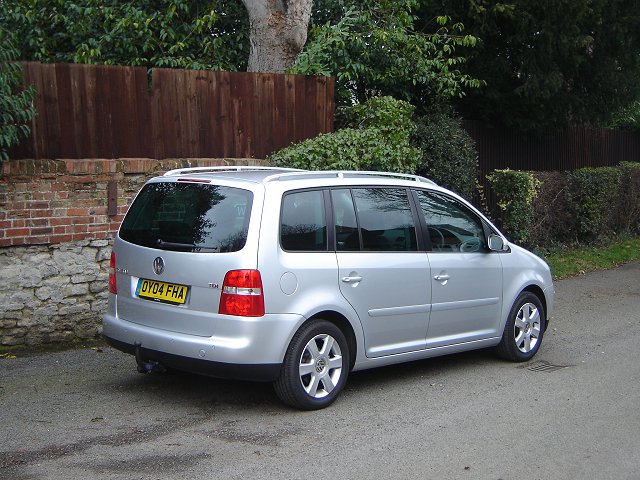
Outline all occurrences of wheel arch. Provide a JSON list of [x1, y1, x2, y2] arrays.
[[521, 284, 548, 331], [307, 310, 358, 370]]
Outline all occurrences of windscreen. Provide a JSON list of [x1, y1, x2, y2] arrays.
[[119, 182, 253, 253]]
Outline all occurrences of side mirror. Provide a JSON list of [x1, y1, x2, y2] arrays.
[[488, 234, 509, 252]]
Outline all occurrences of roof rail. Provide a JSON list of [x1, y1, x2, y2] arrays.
[[163, 166, 301, 177], [263, 170, 437, 185]]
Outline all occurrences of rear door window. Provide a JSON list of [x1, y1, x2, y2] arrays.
[[120, 182, 252, 253], [333, 188, 418, 252]]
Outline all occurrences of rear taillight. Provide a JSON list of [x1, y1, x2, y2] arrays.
[[219, 270, 264, 317], [108, 252, 117, 294]]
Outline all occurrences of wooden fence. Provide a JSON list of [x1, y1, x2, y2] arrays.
[[464, 120, 640, 175], [463, 120, 640, 211], [11, 62, 335, 160]]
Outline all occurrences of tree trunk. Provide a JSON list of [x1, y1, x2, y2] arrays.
[[241, 0, 312, 73]]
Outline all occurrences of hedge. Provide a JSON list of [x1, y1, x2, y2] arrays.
[[488, 163, 640, 248]]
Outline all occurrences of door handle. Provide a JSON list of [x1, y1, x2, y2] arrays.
[[341, 276, 363, 283], [434, 274, 450, 282]]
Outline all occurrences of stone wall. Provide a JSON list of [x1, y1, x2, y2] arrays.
[[0, 240, 111, 345], [0, 158, 268, 345]]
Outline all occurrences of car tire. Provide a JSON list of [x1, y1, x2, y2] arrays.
[[274, 320, 349, 410], [495, 291, 545, 362]]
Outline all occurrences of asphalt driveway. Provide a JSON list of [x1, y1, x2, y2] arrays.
[[1, 261, 639, 480]]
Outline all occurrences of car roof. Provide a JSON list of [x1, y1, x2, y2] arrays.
[[161, 166, 438, 187]]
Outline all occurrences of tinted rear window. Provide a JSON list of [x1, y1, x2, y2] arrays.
[[120, 182, 253, 253]]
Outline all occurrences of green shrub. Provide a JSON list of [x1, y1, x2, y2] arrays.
[[338, 96, 416, 140], [529, 171, 574, 247], [270, 127, 421, 173], [270, 96, 420, 173], [487, 169, 540, 244], [0, 28, 36, 161], [615, 162, 640, 234], [412, 113, 477, 199], [565, 167, 623, 242]]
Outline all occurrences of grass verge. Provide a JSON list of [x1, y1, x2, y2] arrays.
[[542, 235, 640, 280]]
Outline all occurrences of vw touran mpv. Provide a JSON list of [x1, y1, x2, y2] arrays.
[[103, 167, 554, 409]]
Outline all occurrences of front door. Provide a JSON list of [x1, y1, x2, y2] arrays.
[[414, 190, 503, 348]]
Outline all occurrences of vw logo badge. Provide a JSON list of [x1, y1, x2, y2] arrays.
[[153, 257, 165, 275]]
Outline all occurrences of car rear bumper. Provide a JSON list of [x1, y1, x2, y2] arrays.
[[102, 310, 304, 381], [104, 335, 281, 381]]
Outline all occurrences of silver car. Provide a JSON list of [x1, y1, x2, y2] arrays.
[[103, 167, 554, 409]]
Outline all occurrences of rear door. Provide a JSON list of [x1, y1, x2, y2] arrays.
[[333, 188, 431, 358], [115, 179, 258, 336]]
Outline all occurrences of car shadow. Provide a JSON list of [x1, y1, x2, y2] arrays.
[[107, 348, 500, 411]]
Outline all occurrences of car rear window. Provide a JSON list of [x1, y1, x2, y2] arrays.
[[119, 182, 253, 253]]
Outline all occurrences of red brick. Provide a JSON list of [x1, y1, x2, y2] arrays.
[[38, 191, 54, 201], [27, 201, 50, 210], [31, 227, 53, 235], [70, 224, 88, 233], [5, 228, 29, 237], [31, 192, 53, 201], [71, 233, 91, 241], [50, 183, 68, 192], [50, 234, 74, 244], [87, 224, 107, 233], [67, 207, 90, 216], [27, 218, 49, 227], [50, 217, 71, 226], [28, 235, 50, 245], [30, 209, 53, 218], [11, 210, 29, 219]]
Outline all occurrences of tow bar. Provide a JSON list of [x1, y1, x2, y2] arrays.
[[134, 342, 166, 374]]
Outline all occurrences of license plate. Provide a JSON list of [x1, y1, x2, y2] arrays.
[[136, 278, 189, 305]]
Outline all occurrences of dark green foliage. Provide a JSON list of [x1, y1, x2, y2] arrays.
[[565, 167, 623, 242], [338, 96, 418, 148], [609, 101, 640, 130], [0, 0, 249, 71], [526, 166, 639, 248], [412, 113, 477, 199], [270, 96, 420, 173], [291, 0, 482, 107], [486, 169, 540, 244], [0, 28, 36, 161], [420, 0, 640, 130], [614, 162, 640, 234], [529, 172, 574, 247]]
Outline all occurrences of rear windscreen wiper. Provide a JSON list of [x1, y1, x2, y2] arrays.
[[156, 239, 219, 252]]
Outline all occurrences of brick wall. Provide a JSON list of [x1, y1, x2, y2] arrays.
[[1, 158, 268, 247], [0, 158, 268, 345]]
